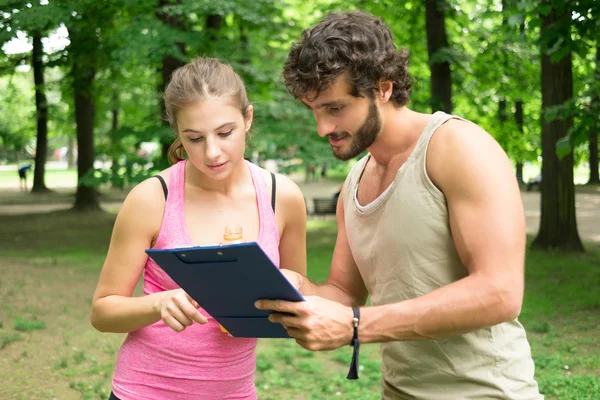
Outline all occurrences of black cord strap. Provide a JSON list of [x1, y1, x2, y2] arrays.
[[346, 306, 360, 380]]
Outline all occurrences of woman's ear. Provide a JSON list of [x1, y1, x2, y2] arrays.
[[244, 105, 254, 132]]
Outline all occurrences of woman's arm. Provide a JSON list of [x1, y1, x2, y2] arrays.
[[274, 174, 307, 276], [90, 177, 207, 333]]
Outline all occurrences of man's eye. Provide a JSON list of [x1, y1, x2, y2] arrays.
[[219, 130, 233, 137], [329, 106, 343, 115]]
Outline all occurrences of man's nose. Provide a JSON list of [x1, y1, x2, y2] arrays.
[[315, 117, 336, 138]]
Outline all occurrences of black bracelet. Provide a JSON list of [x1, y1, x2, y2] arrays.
[[346, 306, 360, 380]]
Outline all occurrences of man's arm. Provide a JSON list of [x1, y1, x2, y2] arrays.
[[293, 183, 369, 307], [259, 119, 524, 350], [358, 119, 525, 343]]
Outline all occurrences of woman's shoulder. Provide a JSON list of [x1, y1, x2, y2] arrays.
[[120, 171, 170, 216], [253, 165, 303, 201]]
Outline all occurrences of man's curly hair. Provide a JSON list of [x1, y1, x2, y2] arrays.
[[283, 11, 412, 106]]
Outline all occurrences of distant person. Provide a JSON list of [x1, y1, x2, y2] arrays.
[[257, 11, 543, 399], [308, 164, 316, 182], [18, 163, 32, 191], [526, 173, 542, 191], [320, 162, 328, 181], [90, 57, 307, 400]]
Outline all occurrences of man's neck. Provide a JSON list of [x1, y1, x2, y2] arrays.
[[367, 107, 431, 169]]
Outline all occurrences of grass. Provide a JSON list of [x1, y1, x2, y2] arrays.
[[0, 205, 599, 399], [14, 316, 47, 332], [0, 167, 77, 187]]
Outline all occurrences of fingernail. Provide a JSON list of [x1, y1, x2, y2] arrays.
[[254, 301, 260, 308]]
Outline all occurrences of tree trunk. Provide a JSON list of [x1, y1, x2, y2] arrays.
[[31, 31, 50, 193], [206, 14, 222, 41], [532, 7, 583, 252], [67, 136, 75, 169], [589, 125, 599, 184], [240, 23, 249, 65], [156, 0, 187, 160], [588, 45, 599, 184], [69, 27, 101, 211], [515, 100, 525, 185], [110, 89, 123, 189], [425, 0, 452, 113]]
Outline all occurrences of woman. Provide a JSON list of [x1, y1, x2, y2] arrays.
[[90, 57, 307, 400]]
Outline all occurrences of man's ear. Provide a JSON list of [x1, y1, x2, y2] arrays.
[[244, 105, 254, 132], [378, 80, 393, 103]]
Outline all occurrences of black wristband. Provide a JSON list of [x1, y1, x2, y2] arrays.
[[346, 306, 360, 380]]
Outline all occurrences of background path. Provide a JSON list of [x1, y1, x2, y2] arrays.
[[0, 178, 599, 243]]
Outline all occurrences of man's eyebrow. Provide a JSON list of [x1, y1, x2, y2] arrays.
[[182, 122, 235, 134], [302, 100, 344, 110], [318, 100, 344, 108]]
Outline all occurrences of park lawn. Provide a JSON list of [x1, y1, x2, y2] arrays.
[[0, 212, 598, 399]]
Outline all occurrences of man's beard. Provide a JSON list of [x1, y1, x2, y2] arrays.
[[331, 100, 381, 161]]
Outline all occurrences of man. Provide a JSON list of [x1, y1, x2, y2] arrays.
[[256, 10, 542, 399], [18, 163, 32, 191]]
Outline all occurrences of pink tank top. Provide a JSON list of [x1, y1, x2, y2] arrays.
[[112, 160, 280, 400]]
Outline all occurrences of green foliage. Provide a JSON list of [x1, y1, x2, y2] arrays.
[[0, 74, 36, 160], [1, 0, 599, 186]]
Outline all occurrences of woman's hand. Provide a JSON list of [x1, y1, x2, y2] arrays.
[[154, 289, 208, 332]]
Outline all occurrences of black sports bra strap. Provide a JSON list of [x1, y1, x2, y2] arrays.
[[154, 175, 168, 200], [270, 172, 276, 212]]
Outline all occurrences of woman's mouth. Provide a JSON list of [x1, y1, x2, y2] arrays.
[[207, 161, 227, 171]]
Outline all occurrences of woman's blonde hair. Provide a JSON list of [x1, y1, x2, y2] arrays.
[[163, 57, 251, 164]]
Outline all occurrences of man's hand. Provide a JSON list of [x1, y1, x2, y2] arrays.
[[255, 296, 354, 351]]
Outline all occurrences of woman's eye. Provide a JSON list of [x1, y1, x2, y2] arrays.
[[189, 137, 204, 143], [219, 130, 233, 137]]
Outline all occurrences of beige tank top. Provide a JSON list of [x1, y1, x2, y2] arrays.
[[343, 112, 542, 399]]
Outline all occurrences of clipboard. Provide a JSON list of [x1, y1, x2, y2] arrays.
[[146, 242, 304, 338]]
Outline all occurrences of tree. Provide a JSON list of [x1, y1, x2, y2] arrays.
[[425, 0, 452, 113], [0, 2, 62, 192], [68, 19, 101, 211], [155, 0, 187, 160], [62, 0, 119, 211], [31, 31, 50, 193], [532, 4, 583, 252], [588, 45, 599, 184]]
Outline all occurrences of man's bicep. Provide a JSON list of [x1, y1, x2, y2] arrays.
[[433, 123, 526, 280]]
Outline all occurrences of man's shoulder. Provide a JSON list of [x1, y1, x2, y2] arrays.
[[432, 117, 492, 153], [428, 115, 509, 191]]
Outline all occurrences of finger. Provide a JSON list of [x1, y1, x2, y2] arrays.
[[166, 302, 194, 327], [190, 309, 208, 324], [174, 297, 208, 324], [268, 312, 304, 330], [285, 326, 307, 339], [183, 291, 201, 308], [255, 299, 303, 314], [163, 314, 186, 332]]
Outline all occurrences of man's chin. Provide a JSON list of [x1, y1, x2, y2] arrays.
[[331, 148, 352, 161], [332, 144, 364, 161]]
